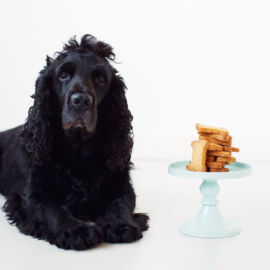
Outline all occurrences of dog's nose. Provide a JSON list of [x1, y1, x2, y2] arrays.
[[71, 93, 92, 110]]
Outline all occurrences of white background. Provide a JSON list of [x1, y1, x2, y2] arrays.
[[1, 1, 270, 270], [0, 0, 269, 161]]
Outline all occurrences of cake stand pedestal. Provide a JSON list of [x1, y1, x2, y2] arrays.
[[168, 161, 252, 238]]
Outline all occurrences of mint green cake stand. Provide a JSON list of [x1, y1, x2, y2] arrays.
[[168, 161, 252, 238]]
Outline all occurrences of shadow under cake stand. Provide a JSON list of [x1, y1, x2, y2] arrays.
[[168, 161, 252, 238]]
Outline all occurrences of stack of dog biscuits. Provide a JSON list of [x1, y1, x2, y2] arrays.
[[186, 124, 239, 172]]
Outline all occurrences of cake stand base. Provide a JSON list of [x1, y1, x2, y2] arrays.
[[179, 205, 240, 238], [168, 161, 252, 239]]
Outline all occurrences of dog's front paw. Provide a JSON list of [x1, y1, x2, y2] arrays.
[[55, 224, 103, 250], [103, 221, 142, 243]]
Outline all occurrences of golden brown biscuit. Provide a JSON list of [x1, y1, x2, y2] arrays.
[[195, 123, 229, 136], [207, 151, 231, 158], [186, 140, 209, 172], [205, 162, 224, 169], [208, 143, 223, 151], [198, 132, 232, 142], [210, 168, 229, 172], [199, 135, 232, 146], [206, 156, 216, 162], [223, 146, 239, 152], [216, 157, 236, 164]]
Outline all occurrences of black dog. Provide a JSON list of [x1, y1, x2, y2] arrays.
[[0, 35, 149, 250]]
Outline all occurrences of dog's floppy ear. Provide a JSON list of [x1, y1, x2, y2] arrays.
[[102, 72, 134, 173], [19, 58, 53, 166]]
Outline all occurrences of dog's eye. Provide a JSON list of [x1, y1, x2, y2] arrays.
[[59, 71, 69, 80], [95, 75, 105, 85]]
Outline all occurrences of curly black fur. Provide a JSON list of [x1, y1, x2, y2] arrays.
[[0, 34, 149, 250]]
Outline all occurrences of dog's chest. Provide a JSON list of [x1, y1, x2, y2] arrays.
[[53, 163, 107, 214]]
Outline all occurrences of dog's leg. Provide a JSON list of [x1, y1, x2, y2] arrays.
[[2, 193, 27, 224], [97, 195, 149, 243], [3, 170, 103, 250], [19, 194, 103, 250], [132, 213, 149, 232]]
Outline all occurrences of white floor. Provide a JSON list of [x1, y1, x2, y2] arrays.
[[0, 159, 270, 270]]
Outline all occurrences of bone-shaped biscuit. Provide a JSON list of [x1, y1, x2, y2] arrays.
[[208, 143, 223, 151], [223, 146, 239, 152], [216, 157, 236, 164], [198, 132, 232, 142], [210, 168, 229, 172], [206, 162, 225, 169], [199, 135, 232, 146], [186, 140, 209, 172], [207, 151, 231, 158], [196, 123, 229, 136]]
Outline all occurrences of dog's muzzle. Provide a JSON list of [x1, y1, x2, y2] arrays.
[[62, 92, 96, 133]]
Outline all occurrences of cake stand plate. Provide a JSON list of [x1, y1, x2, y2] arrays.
[[168, 161, 252, 238]]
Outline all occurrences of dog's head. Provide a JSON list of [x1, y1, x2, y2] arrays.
[[20, 35, 133, 169], [49, 36, 116, 136]]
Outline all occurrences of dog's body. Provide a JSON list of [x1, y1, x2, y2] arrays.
[[0, 35, 148, 250]]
